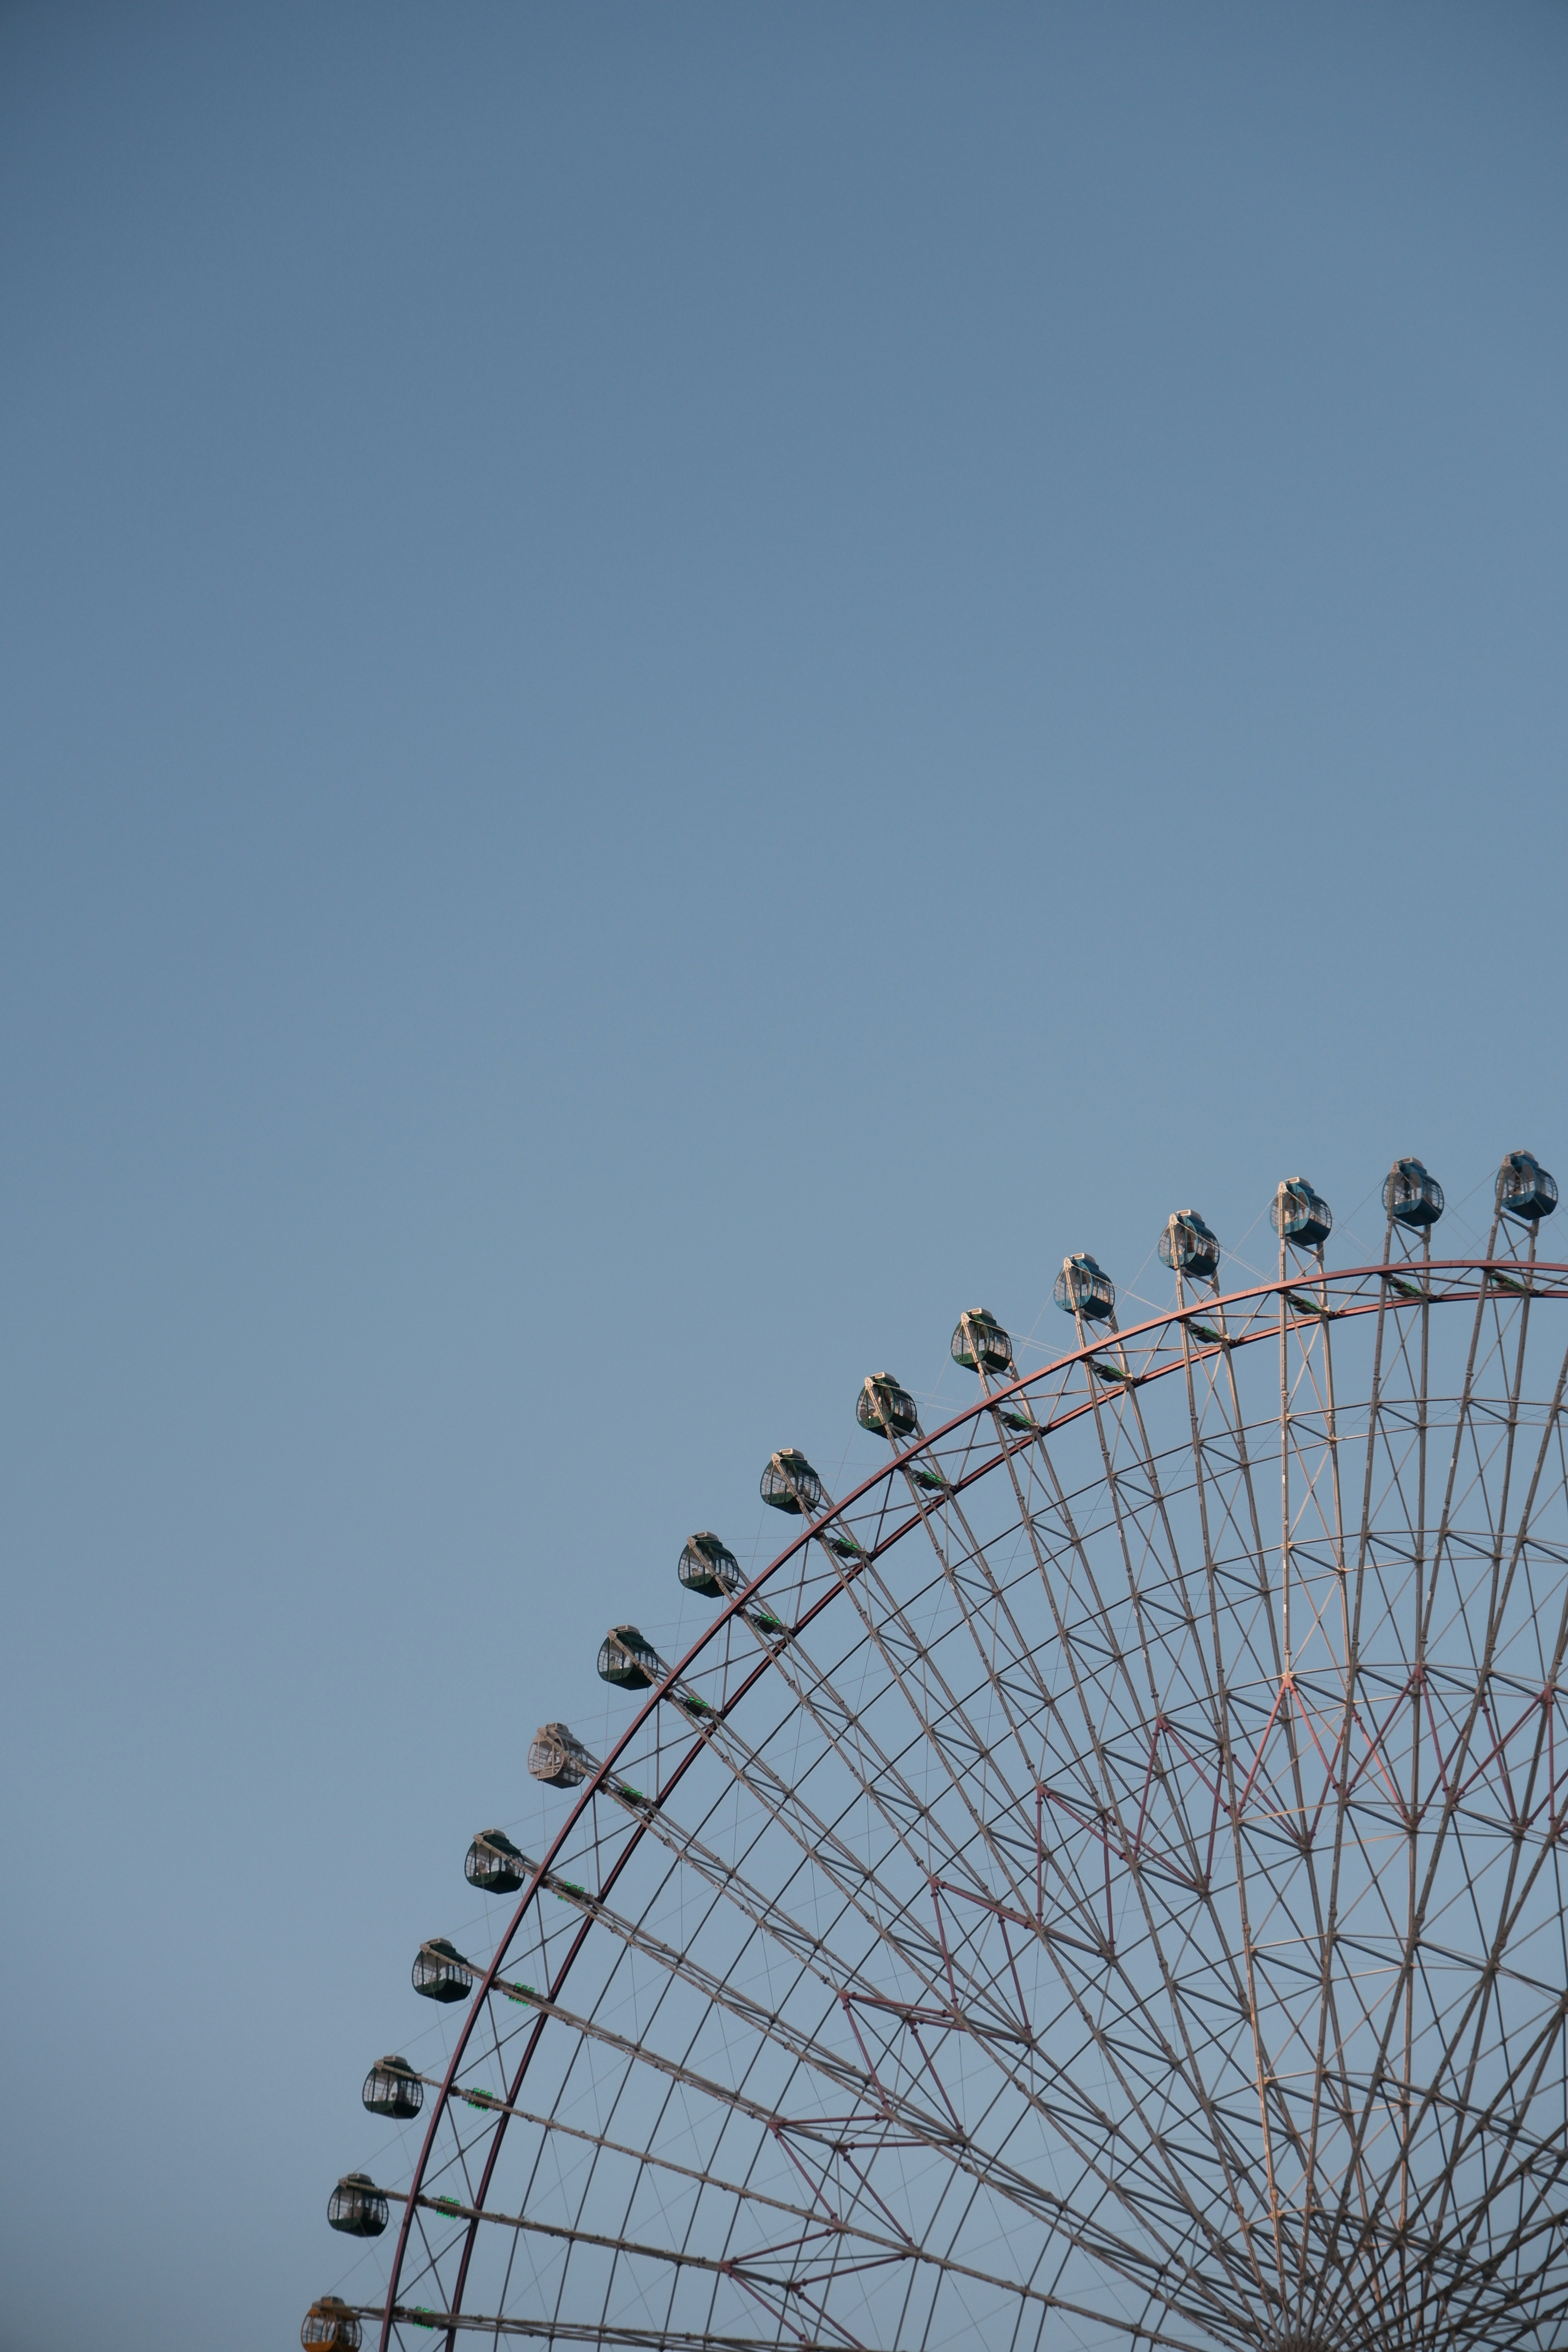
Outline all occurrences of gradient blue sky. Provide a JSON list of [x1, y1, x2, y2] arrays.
[[2, 4, 1566, 2345]]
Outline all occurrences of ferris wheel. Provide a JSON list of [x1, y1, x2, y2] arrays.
[[301, 1149, 1568, 2352]]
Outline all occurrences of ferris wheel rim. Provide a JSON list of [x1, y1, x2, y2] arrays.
[[376, 1251, 1568, 2350]]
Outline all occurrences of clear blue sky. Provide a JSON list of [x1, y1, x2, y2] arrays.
[[2, 4, 1566, 2345]]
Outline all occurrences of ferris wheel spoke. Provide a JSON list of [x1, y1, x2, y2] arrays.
[[724, 1567, 1285, 2314], [1260, 1298, 1457, 2323], [1301, 1337, 1568, 2329], [878, 1436, 1062, 1806], [1118, 1379, 1234, 1719], [767, 1585, 1017, 1889], [999, 1465, 1285, 2300], [378, 2181, 895, 2300], [686, 1717, 1283, 2328], [507, 1850, 1026, 2110], [1020, 1421, 1278, 2032], [597, 1760, 1003, 2080], [1419, 1215, 1534, 1664], [417, 2074, 927, 2241], [1435, 2137, 1568, 2328], [1252, 1249, 1359, 2321], [568, 1717, 1268, 2325], [681, 1621, 1116, 2055], [997, 1425, 1177, 1836], [673, 1736, 1174, 2241], [1074, 1326, 1225, 1728], [1429, 1373, 1568, 2098], [802, 1534, 1042, 1884], [800, 1480, 1223, 2012], [1414, 2100, 1568, 2323], [1076, 1385, 1255, 1903], [662, 1722, 1204, 2241], [679, 1704, 986, 2007], [958, 1360, 1303, 2316], [1369, 1758, 1568, 2277], [468, 1933, 1203, 2298], [494, 1974, 948, 2148], [608, 1775, 924, 2018], [410, 2066, 1249, 2328], [364, 2294, 1229, 2352], [374, 2316, 877, 2349]]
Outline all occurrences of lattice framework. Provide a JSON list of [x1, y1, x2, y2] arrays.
[[327, 1203, 1568, 2352]]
